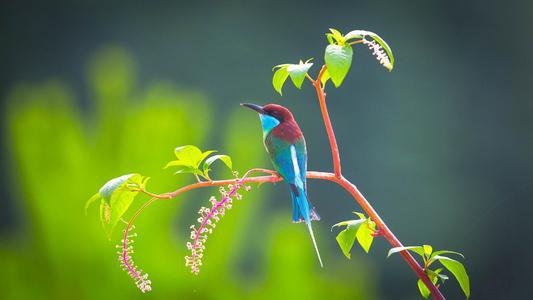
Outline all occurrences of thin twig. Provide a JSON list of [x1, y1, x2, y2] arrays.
[[348, 40, 364, 45], [305, 73, 316, 84]]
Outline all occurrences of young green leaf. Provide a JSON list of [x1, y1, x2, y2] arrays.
[[166, 146, 217, 176], [202, 154, 233, 180], [174, 145, 203, 165], [324, 44, 353, 87], [353, 212, 366, 219], [417, 268, 443, 299], [332, 219, 365, 259], [430, 250, 465, 260], [85, 192, 101, 214], [99, 174, 138, 203], [437, 273, 449, 281], [272, 65, 290, 95], [164, 160, 195, 169], [197, 150, 217, 166], [287, 62, 313, 89], [344, 29, 369, 40], [417, 279, 432, 299], [332, 212, 376, 257], [329, 28, 342, 38], [93, 174, 144, 238], [356, 219, 376, 253], [423, 244, 433, 258], [320, 69, 331, 87], [174, 165, 198, 175], [326, 33, 335, 45], [428, 268, 449, 283], [327, 28, 346, 45], [434, 255, 470, 298], [387, 246, 425, 259]]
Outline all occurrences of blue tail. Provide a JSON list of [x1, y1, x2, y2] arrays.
[[289, 185, 323, 267], [289, 184, 320, 223]]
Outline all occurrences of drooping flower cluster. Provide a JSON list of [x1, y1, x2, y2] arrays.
[[363, 38, 393, 72], [185, 175, 251, 275], [117, 225, 152, 293]]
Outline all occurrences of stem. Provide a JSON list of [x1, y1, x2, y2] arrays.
[[312, 65, 445, 300], [314, 65, 342, 178], [348, 40, 364, 46]]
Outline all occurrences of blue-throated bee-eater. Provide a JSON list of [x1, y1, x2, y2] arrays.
[[242, 103, 323, 267]]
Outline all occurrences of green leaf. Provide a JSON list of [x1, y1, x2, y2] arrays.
[[167, 146, 216, 175], [174, 145, 203, 164], [272, 65, 290, 95], [320, 69, 331, 86], [435, 255, 470, 298], [324, 44, 353, 87], [437, 273, 449, 281], [329, 28, 342, 38], [417, 279, 431, 299], [202, 154, 233, 179], [431, 250, 465, 260], [387, 246, 425, 259], [197, 150, 216, 165], [287, 62, 313, 89], [429, 268, 449, 282], [332, 219, 365, 259], [96, 174, 143, 238], [332, 219, 364, 229], [344, 30, 369, 40], [345, 30, 395, 69], [326, 33, 335, 45], [333, 212, 376, 256], [85, 192, 101, 215], [174, 165, 198, 175], [418, 268, 441, 299], [164, 160, 195, 169], [328, 28, 346, 45], [423, 244, 433, 258], [99, 174, 137, 203], [356, 219, 376, 253], [353, 212, 366, 220]]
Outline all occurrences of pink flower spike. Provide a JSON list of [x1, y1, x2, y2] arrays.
[[185, 177, 249, 275], [118, 225, 152, 292]]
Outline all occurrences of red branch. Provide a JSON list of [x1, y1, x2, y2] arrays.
[[138, 171, 444, 299], [124, 66, 446, 299], [315, 65, 342, 177], [311, 65, 445, 300]]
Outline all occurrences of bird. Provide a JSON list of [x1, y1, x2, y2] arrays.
[[241, 103, 323, 267]]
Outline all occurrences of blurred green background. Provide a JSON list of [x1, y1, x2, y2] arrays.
[[1, 1, 532, 299]]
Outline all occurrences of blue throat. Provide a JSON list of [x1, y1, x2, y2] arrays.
[[259, 114, 280, 138]]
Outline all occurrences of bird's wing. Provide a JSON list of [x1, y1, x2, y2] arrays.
[[264, 134, 304, 182], [294, 138, 307, 190]]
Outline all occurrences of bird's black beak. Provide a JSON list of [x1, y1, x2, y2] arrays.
[[240, 103, 266, 114]]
